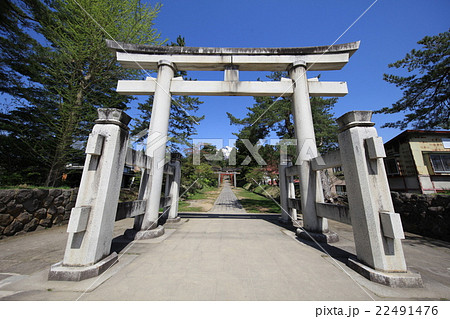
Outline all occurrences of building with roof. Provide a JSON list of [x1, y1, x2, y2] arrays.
[[384, 130, 450, 194]]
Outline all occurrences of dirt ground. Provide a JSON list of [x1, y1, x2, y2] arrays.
[[181, 187, 222, 212]]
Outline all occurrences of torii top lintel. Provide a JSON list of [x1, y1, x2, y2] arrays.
[[106, 40, 360, 72]]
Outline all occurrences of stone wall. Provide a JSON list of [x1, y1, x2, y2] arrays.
[[0, 188, 78, 239], [391, 192, 450, 242]]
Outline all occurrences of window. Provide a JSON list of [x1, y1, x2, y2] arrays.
[[335, 185, 346, 195], [442, 138, 450, 149], [385, 158, 400, 175], [430, 154, 450, 173]]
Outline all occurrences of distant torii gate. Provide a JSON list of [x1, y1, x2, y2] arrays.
[[216, 171, 239, 187]]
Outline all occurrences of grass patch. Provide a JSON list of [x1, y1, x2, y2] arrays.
[[178, 201, 203, 212], [233, 187, 281, 214], [178, 185, 220, 212], [187, 186, 217, 200]]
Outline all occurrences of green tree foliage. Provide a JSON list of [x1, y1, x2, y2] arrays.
[[132, 36, 204, 152], [180, 144, 218, 197], [227, 72, 339, 153], [227, 72, 339, 184], [377, 29, 450, 129], [0, 0, 162, 186]]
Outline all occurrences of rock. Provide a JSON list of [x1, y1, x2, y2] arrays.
[[391, 191, 400, 199], [15, 190, 33, 204], [53, 215, 63, 225], [24, 218, 39, 232], [63, 211, 71, 221], [43, 196, 54, 208], [6, 201, 23, 217], [54, 195, 65, 207], [33, 189, 49, 200], [62, 194, 71, 206], [0, 214, 13, 227], [427, 206, 444, 214], [35, 208, 47, 220], [0, 225, 4, 235], [0, 205, 6, 214], [3, 220, 23, 236], [56, 206, 65, 215], [0, 189, 15, 204], [47, 205, 57, 216], [65, 201, 75, 211], [404, 193, 412, 200], [432, 195, 450, 207], [39, 218, 52, 228], [48, 189, 62, 198], [16, 212, 33, 224], [23, 198, 40, 212]]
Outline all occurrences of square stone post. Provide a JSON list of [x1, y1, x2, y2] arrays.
[[161, 170, 172, 220], [287, 175, 298, 221], [167, 153, 181, 223], [337, 111, 422, 287], [289, 61, 336, 243], [278, 161, 290, 224], [131, 60, 175, 239], [49, 109, 131, 281]]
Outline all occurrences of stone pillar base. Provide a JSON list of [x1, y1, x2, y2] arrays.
[[278, 217, 291, 224], [296, 228, 339, 243], [48, 252, 118, 282], [165, 217, 181, 224], [347, 258, 423, 288], [125, 225, 165, 240]]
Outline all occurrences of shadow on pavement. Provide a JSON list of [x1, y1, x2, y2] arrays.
[[178, 212, 297, 232], [294, 236, 357, 264]]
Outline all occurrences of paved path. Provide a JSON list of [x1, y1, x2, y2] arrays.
[[209, 182, 246, 214], [1, 190, 450, 301]]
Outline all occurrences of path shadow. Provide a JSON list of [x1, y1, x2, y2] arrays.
[[295, 235, 358, 264], [403, 233, 450, 249], [178, 212, 297, 232], [110, 234, 133, 254]]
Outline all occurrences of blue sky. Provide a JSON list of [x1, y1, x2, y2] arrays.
[[131, 0, 448, 148]]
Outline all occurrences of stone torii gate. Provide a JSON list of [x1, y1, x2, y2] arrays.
[[48, 40, 421, 287], [107, 39, 358, 241], [216, 171, 239, 187]]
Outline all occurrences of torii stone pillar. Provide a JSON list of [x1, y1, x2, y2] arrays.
[[49, 109, 130, 281], [337, 111, 422, 287], [289, 61, 337, 243], [132, 60, 175, 239]]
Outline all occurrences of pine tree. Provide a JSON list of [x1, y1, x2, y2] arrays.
[[377, 29, 450, 129], [227, 72, 339, 186]]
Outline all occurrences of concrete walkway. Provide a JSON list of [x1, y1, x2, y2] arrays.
[[1, 190, 450, 300], [209, 182, 246, 213]]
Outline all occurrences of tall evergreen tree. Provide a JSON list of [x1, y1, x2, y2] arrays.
[[377, 29, 450, 129], [0, 0, 162, 186]]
